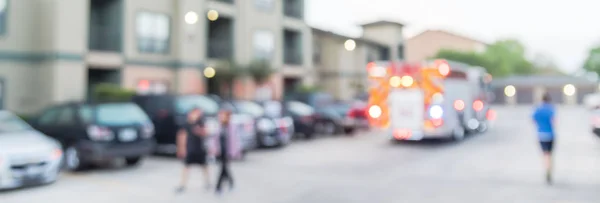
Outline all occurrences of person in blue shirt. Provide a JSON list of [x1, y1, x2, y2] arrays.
[[532, 93, 556, 185]]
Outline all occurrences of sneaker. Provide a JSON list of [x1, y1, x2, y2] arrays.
[[546, 171, 553, 185], [175, 186, 186, 194]]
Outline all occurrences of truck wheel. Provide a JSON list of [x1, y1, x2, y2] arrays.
[[125, 157, 142, 166], [477, 121, 488, 133], [451, 124, 466, 141]]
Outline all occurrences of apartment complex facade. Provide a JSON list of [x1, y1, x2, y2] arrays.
[[0, 0, 312, 114], [405, 30, 487, 62], [312, 21, 405, 100]]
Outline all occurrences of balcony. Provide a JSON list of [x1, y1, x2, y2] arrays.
[[284, 0, 303, 19], [89, 0, 123, 52], [207, 17, 234, 59], [284, 29, 303, 65]]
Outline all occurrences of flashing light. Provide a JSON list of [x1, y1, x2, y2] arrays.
[[504, 85, 516, 97], [368, 105, 382, 118], [401, 76, 413, 87], [431, 119, 443, 127], [486, 109, 497, 120], [389, 76, 401, 87], [369, 66, 387, 77], [563, 84, 576, 96], [394, 128, 411, 140], [429, 105, 443, 119], [473, 100, 484, 111], [454, 100, 465, 111], [438, 63, 450, 76]]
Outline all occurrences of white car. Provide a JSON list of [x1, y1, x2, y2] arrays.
[[0, 111, 63, 190]]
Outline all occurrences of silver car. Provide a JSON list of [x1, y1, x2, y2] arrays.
[[0, 111, 63, 190]]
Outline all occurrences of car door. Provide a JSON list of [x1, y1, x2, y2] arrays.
[[33, 106, 63, 140], [53, 105, 81, 145]]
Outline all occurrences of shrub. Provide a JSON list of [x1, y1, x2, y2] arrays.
[[93, 83, 135, 102]]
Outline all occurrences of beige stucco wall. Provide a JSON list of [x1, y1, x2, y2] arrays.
[[405, 30, 486, 62]]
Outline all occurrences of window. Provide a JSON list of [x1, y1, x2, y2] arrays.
[[136, 12, 170, 54], [56, 107, 76, 125], [253, 30, 274, 61], [0, 0, 7, 36], [96, 103, 150, 126], [254, 0, 274, 11], [39, 108, 62, 125], [78, 106, 94, 124]]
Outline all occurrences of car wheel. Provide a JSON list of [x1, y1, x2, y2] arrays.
[[64, 146, 85, 172], [323, 121, 336, 135], [125, 157, 142, 166]]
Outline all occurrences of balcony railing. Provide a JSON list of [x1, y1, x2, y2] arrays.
[[208, 39, 233, 59], [89, 25, 122, 52], [284, 51, 303, 65]]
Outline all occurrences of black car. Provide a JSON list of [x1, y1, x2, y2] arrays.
[[287, 92, 354, 135], [284, 101, 317, 138], [224, 100, 293, 147], [132, 94, 221, 154], [30, 102, 155, 171]]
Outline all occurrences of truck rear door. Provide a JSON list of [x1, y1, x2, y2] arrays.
[[388, 89, 424, 138]]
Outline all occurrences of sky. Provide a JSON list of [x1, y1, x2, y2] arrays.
[[305, 0, 600, 74]]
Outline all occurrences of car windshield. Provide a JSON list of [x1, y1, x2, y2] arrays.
[[287, 101, 314, 116], [175, 95, 219, 115], [0, 113, 31, 133], [263, 101, 282, 117], [235, 101, 265, 117], [96, 103, 151, 126]]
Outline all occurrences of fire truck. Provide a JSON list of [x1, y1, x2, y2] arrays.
[[366, 60, 495, 141]]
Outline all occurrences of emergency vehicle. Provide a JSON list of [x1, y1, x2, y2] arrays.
[[366, 60, 495, 141]]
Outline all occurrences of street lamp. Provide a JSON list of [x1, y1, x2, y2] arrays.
[[204, 67, 216, 78], [504, 85, 516, 97], [344, 39, 356, 51], [207, 10, 219, 21], [563, 84, 576, 96], [185, 11, 199, 25]]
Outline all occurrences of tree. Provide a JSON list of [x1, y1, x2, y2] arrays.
[[433, 39, 537, 77], [583, 46, 600, 75], [247, 60, 275, 84]]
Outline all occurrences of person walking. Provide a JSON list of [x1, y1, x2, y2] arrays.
[[215, 109, 235, 195], [532, 93, 556, 185], [175, 108, 211, 193]]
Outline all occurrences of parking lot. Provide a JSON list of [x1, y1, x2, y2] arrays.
[[2, 106, 600, 203]]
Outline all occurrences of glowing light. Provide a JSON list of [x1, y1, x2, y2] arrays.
[[344, 39, 356, 51], [473, 100, 484, 111], [389, 76, 401, 87], [207, 10, 219, 21], [486, 109, 497, 120], [401, 76, 413, 87], [204, 67, 216, 78], [429, 105, 444, 119], [138, 80, 150, 90], [454, 100, 465, 111], [563, 84, 576, 96], [185, 11, 199, 24], [369, 105, 382, 118], [504, 85, 516, 97], [369, 66, 387, 77], [438, 63, 450, 76]]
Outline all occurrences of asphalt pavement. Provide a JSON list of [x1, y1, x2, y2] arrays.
[[1, 106, 600, 203]]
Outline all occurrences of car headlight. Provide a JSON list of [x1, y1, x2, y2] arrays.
[[257, 118, 276, 132]]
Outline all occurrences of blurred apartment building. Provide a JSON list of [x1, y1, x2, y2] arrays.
[[0, 0, 313, 114], [312, 21, 405, 100], [405, 29, 487, 62]]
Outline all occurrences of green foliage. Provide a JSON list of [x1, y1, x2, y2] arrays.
[[295, 85, 320, 93], [583, 46, 600, 75], [433, 39, 538, 77], [93, 83, 135, 102], [247, 60, 274, 84]]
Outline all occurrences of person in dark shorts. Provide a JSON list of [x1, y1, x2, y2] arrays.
[[532, 93, 556, 185], [215, 109, 234, 195], [176, 108, 210, 193]]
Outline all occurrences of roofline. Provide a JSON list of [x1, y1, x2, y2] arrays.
[[360, 20, 405, 28], [409, 29, 488, 45], [312, 27, 388, 48]]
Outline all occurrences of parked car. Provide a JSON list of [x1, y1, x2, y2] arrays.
[[29, 102, 155, 171], [284, 101, 317, 139], [287, 92, 349, 135], [0, 111, 63, 190], [224, 100, 293, 147]]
